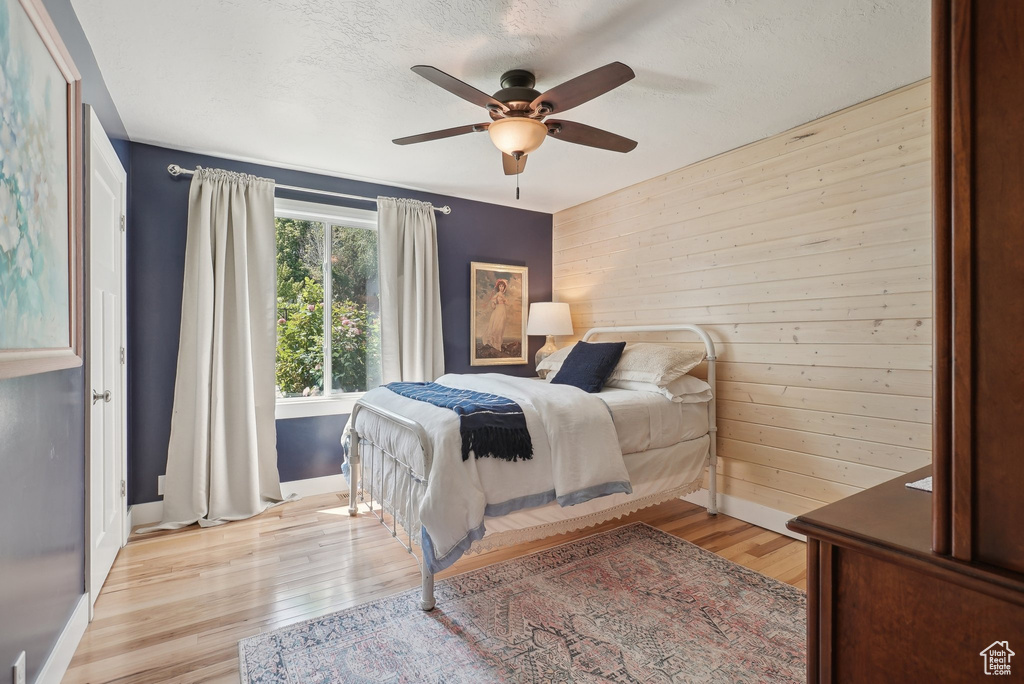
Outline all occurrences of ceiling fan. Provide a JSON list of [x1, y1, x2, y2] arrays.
[[393, 62, 638, 180]]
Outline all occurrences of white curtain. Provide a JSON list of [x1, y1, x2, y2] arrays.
[[377, 197, 445, 383], [151, 167, 284, 530]]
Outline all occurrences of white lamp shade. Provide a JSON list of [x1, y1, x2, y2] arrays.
[[488, 117, 548, 156], [527, 302, 573, 336]]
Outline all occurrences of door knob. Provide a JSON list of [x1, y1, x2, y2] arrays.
[[92, 389, 112, 404]]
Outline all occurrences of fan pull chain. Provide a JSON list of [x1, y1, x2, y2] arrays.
[[516, 155, 520, 200]]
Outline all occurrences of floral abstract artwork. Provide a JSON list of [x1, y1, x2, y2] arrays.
[[470, 261, 528, 366], [0, 0, 81, 377]]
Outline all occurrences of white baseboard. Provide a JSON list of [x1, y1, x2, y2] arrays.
[[128, 499, 163, 526], [35, 594, 88, 684], [682, 489, 806, 542], [129, 474, 350, 527], [280, 473, 349, 499]]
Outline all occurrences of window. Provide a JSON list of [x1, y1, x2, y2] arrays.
[[274, 199, 381, 418]]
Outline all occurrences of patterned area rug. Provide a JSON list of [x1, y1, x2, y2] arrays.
[[238, 523, 806, 683]]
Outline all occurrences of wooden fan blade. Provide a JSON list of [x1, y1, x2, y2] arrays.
[[502, 153, 527, 175], [411, 65, 509, 112], [546, 120, 637, 152], [530, 62, 634, 115], [393, 123, 488, 145]]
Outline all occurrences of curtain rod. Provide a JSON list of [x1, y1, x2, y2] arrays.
[[166, 164, 452, 215]]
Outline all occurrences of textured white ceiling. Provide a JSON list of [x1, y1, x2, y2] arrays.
[[72, 0, 929, 213]]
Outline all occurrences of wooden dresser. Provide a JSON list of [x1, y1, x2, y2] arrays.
[[789, 2, 1024, 680], [788, 467, 1024, 681]]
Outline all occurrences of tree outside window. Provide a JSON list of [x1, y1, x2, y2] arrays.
[[275, 211, 382, 399]]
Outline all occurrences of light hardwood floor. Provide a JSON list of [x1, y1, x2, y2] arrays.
[[64, 494, 807, 683]]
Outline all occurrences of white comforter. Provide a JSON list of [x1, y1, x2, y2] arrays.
[[346, 373, 631, 572]]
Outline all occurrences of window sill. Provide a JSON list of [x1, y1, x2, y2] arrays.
[[275, 394, 362, 420]]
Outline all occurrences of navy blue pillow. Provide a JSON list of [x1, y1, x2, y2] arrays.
[[549, 341, 626, 393]]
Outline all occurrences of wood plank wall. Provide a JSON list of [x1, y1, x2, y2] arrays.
[[552, 81, 932, 516]]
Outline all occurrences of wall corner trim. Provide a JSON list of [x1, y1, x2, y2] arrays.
[[36, 594, 89, 684], [681, 490, 806, 542]]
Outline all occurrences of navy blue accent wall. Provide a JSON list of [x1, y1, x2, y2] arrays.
[[0, 1, 126, 680], [127, 143, 552, 504], [109, 137, 131, 174], [275, 417, 348, 482]]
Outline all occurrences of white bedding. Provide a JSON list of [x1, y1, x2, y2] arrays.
[[598, 387, 709, 452], [477, 434, 710, 550], [347, 374, 631, 573], [346, 375, 713, 574]]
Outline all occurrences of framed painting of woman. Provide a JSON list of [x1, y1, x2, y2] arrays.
[[470, 262, 528, 366], [0, 0, 83, 379]]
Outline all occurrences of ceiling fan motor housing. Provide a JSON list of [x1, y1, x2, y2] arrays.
[[492, 69, 542, 115]]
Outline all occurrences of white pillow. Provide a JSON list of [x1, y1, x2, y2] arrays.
[[539, 341, 707, 389], [607, 342, 705, 387], [607, 375, 713, 403]]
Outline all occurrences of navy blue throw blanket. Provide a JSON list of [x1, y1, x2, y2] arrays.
[[385, 382, 533, 462]]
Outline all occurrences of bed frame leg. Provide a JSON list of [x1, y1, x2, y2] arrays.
[[347, 428, 360, 516], [420, 563, 436, 611], [708, 472, 719, 516], [708, 429, 719, 516]]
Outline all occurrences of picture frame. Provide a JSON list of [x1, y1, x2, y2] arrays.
[[470, 261, 528, 366], [0, 0, 83, 379]]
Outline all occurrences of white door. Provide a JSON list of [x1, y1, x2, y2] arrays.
[[86, 106, 127, 611]]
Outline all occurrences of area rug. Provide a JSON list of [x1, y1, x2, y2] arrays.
[[238, 523, 806, 683]]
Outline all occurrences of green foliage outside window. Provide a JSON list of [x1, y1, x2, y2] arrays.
[[275, 217, 381, 397]]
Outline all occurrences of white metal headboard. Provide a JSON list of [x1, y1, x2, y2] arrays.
[[580, 323, 718, 516], [581, 323, 717, 360]]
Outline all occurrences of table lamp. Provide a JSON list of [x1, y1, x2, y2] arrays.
[[526, 302, 573, 367]]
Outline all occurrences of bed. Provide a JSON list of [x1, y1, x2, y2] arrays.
[[343, 324, 718, 610]]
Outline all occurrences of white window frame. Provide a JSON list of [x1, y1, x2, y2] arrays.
[[273, 198, 378, 420]]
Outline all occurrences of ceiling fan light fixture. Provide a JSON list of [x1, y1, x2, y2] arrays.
[[487, 117, 548, 156]]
